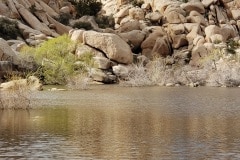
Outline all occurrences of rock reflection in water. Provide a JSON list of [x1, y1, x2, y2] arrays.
[[1, 86, 240, 159]]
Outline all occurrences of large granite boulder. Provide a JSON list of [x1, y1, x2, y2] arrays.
[[0, 38, 20, 65], [75, 44, 104, 58], [15, 3, 52, 36], [90, 68, 116, 83], [170, 34, 188, 49], [180, 1, 205, 14], [164, 3, 186, 24], [0, 2, 10, 17], [129, 7, 145, 20], [187, 11, 207, 26], [83, 31, 133, 64], [114, 6, 130, 24], [118, 30, 146, 51], [69, 29, 85, 42], [205, 24, 238, 42], [205, 25, 222, 42], [231, 9, 240, 20], [152, 36, 172, 57], [190, 45, 209, 67], [93, 56, 113, 70], [6, 0, 21, 19], [202, 0, 218, 8], [46, 14, 72, 35], [112, 64, 131, 78], [145, 11, 163, 23], [36, 0, 59, 17], [141, 27, 171, 58], [117, 20, 141, 33]]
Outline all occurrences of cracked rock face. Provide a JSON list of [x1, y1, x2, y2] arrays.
[[83, 31, 133, 64]]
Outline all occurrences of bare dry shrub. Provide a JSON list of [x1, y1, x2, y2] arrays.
[[120, 46, 240, 87], [120, 63, 151, 87], [199, 48, 240, 87], [120, 58, 169, 87], [67, 73, 90, 90], [206, 61, 240, 87], [147, 58, 166, 85], [0, 85, 31, 110], [0, 74, 34, 109]]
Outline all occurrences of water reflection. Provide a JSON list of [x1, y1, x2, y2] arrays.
[[1, 87, 240, 159]]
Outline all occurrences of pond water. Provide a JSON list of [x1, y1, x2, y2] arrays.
[[1, 86, 240, 159]]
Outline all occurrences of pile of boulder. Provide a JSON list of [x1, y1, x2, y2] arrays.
[[0, 0, 240, 85], [69, 0, 240, 84]]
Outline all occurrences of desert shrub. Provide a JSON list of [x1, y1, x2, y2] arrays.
[[0, 89, 31, 109], [95, 15, 115, 29], [226, 39, 239, 54], [78, 52, 95, 68], [0, 76, 31, 110], [55, 13, 72, 25], [0, 17, 20, 40], [20, 35, 80, 85], [29, 4, 37, 13], [67, 73, 90, 90], [200, 48, 223, 69], [120, 58, 167, 87], [121, 63, 151, 87], [72, 21, 93, 30], [20, 35, 94, 86], [205, 61, 240, 87], [131, 0, 144, 7], [68, 0, 102, 18], [120, 57, 200, 87], [66, 52, 94, 89]]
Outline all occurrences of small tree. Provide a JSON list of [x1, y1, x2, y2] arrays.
[[68, 0, 102, 18]]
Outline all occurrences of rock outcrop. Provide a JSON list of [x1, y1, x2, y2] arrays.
[[0, 38, 20, 66], [0, 0, 240, 86]]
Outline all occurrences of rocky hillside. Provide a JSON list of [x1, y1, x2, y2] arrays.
[[0, 0, 240, 87]]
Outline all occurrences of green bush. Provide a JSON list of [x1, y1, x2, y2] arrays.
[[72, 21, 93, 30], [0, 17, 20, 40], [78, 52, 95, 68], [20, 35, 80, 85], [95, 15, 115, 29], [68, 0, 102, 18]]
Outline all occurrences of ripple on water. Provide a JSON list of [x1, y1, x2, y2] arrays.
[[1, 86, 240, 159]]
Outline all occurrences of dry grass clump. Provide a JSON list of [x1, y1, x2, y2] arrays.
[[66, 73, 90, 90], [121, 63, 151, 87], [119, 57, 199, 87], [0, 75, 34, 109], [0, 85, 31, 110], [121, 44, 240, 87], [120, 58, 167, 87]]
